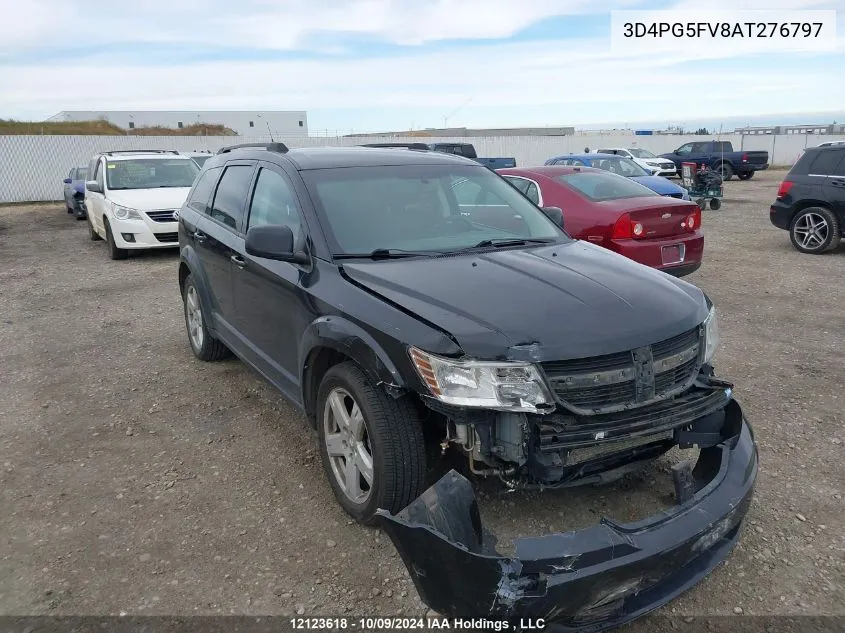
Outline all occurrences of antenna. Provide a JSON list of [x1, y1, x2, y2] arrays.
[[258, 114, 275, 142]]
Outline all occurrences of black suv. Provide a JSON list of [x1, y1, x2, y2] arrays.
[[770, 144, 845, 253], [177, 142, 757, 629]]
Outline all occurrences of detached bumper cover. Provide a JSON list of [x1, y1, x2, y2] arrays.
[[377, 399, 757, 632]]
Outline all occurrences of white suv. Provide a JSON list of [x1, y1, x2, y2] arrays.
[[84, 150, 200, 260], [595, 147, 677, 177]]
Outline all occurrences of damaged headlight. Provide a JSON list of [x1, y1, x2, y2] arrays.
[[409, 347, 554, 413], [703, 306, 719, 363]]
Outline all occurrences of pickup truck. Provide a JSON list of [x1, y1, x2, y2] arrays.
[[359, 142, 516, 169], [659, 141, 768, 181]]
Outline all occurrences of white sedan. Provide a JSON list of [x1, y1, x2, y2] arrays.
[[595, 147, 678, 177]]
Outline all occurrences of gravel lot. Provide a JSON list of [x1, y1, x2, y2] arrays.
[[1, 169, 843, 630]]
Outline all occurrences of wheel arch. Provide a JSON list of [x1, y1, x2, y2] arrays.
[[299, 316, 408, 428], [178, 248, 217, 333], [788, 200, 835, 225]]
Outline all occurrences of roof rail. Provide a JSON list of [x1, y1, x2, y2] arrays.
[[217, 142, 289, 155], [103, 149, 181, 156], [358, 143, 431, 151]]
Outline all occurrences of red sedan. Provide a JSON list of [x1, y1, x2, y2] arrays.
[[497, 166, 703, 277]]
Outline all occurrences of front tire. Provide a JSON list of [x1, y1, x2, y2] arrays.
[[182, 274, 231, 361], [104, 219, 128, 260], [87, 213, 102, 241], [316, 362, 426, 525], [789, 207, 841, 254], [716, 163, 734, 181]]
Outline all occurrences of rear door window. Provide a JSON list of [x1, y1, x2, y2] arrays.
[[186, 167, 221, 214], [209, 164, 255, 232], [808, 150, 844, 176]]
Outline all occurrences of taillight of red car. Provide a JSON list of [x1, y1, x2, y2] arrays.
[[611, 212, 645, 239], [685, 207, 702, 232], [776, 180, 794, 199]]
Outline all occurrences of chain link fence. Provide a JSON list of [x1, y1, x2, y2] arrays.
[[2, 132, 842, 203]]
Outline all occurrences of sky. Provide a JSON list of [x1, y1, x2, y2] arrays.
[[0, 0, 842, 133]]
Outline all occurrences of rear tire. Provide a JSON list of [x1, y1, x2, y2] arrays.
[[789, 207, 841, 254], [716, 163, 734, 181], [316, 362, 426, 525], [709, 198, 721, 210], [737, 172, 753, 181], [104, 219, 128, 260], [182, 274, 231, 361]]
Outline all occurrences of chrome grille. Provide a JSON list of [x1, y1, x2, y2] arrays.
[[542, 326, 703, 415], [146, 209, 177, 223]]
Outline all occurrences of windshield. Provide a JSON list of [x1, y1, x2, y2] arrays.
[[556, 171, 660, 202], [628, 148, 657, 159], [589, 156, 650, 178], [105, 158, 199, 190], [301, 164, 567, 256]]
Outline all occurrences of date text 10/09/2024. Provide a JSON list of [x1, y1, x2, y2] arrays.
[[290, 617, 548, 631]]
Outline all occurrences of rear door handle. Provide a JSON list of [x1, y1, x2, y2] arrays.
[[230, 254, 246, 268]]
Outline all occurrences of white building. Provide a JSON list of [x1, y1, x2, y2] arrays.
[[45, 110, 308, 136]]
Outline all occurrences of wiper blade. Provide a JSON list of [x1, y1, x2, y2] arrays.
[[333, 248, 442, 260], [467, 238, 555, 249]]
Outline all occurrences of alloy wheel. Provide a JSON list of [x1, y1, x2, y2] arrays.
[[322, 387, 374, 504], [185, 285, 205, 350], [793, 212, 829, 251]]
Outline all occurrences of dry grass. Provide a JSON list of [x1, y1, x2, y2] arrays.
[[0, 119, 237, 136]]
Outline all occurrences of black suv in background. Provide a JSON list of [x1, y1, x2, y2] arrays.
[[770, 144, 845, 254], [176, 142, 757, 630]]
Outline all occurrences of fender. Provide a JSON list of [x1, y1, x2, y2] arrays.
[[178, 246, 219, 337], [299, 315, 408, 423]]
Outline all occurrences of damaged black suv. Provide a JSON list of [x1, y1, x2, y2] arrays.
[[177, 143, 758, 630]]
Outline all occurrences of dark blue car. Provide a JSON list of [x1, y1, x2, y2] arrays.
[[63, 166, 88, 219], [545, 153, 691, 200]]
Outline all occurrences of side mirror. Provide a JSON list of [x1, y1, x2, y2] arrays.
[[63, 178, 72, 184], [85, 180, 102, 193], [542, 206, 564, 228], [245, 225, 309, 264]]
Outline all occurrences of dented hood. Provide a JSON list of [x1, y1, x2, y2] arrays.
[[340, 241, 708, 361]]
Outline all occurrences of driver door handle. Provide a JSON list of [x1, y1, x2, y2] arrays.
[[230, 254, 246, 268], [193, 230, 207, 242]]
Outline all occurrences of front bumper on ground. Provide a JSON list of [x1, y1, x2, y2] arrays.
[[377, 398, 757, 632], [109, 217, 179, 249], [71, 197, 87, 219]]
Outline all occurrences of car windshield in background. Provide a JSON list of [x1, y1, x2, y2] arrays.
[[557, 171, 660, 202], [628, 148, 657, 159], [106, 159, 199, 190], [73, 167, 88, 180], [590, 156, 651, 178], [301, 164, 566, 257]]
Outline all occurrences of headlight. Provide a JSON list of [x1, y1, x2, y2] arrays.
[[703, 307, 719, 363], [112, 204, 143, 220], [409, 347, 554, 413]]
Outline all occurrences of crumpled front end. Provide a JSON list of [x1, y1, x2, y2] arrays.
[[376, 398, 757, 632]]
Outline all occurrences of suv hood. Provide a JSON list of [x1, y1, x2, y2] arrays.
[[106, 188, 192, 210], [341, 241, 708, 362]]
